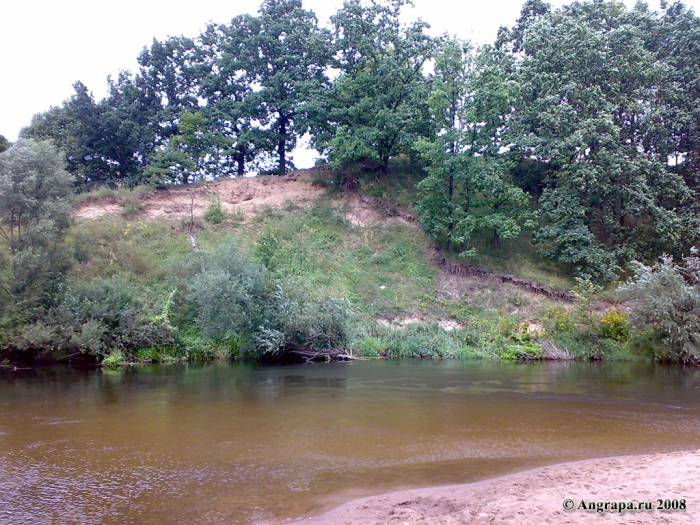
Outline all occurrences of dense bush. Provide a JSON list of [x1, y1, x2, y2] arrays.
[[186, 241, 352, 359], [0, 140, 74, 320], [620, 253, 700, 364], [12, 276, 173, 359]]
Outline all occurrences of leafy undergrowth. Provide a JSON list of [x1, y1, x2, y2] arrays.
[[50, 191, 637, 365]]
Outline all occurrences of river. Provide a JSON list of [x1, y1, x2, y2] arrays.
[[1, 360, 700, 524]]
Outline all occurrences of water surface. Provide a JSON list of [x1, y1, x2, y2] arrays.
[[1, 360, 700, 524]]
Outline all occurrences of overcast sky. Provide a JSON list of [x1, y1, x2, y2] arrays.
[[0, 0, 689, 164]]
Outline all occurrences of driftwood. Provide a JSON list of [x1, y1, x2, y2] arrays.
[[437, 255, 575, 302], [282, 344, 359, 363]]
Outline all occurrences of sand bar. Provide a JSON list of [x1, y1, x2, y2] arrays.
[[302, 450, 700, 524]]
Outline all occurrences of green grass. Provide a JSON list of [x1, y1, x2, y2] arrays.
[[244, 200, 436, 318], [49, 178, 640, 365]]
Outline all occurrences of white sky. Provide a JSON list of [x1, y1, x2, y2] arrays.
[[0, 0, 689, 167]]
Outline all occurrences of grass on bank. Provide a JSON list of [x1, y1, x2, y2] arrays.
[[60, 191, 638, 366]]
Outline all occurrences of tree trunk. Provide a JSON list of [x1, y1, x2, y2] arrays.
[[447, 167, 454, 251], [277, 118, 287, 176], [493, 229, 501, 251], [382, 155, 390, 176], [236, 150, 245, 177]]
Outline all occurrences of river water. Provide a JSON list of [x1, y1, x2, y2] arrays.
[[1, 360, 700, 524]]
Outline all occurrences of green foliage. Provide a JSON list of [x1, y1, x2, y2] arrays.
[[501, 0, 700, 280], [187, 240, 352, 359], [120, 194, 145, 218], [101, 350, 125, 368], [571, 277, 603, 331], [620, 253, 700, 364], [0, 139, 74, 320], [319, 0, 434, 173], [599, 308, 629, 342], [59, 276, 173, 358], [499, 342, 542, 361], [204, 193, 225, 224], [248, 0, 332, 175], [417, 40, 534, 256], [360, 323, 464, 359], [251, 203, 434, 318]]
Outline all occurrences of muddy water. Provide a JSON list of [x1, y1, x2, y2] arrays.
[[1, 360, 700, 524]]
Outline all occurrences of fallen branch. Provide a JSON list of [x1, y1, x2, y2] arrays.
[[436, 255, 574, 302], [285, 345, 360, 363]]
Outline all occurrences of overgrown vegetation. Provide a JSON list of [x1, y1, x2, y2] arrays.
[[3, 0, 700, 365], [621, 253, 700, 364], [19, 0, 700, 282]]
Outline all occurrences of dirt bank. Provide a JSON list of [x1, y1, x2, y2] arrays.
[[302, 450, 699, 525], [74, 168, 414, 227]]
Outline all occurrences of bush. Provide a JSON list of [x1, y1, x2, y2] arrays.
[[620, 253, 700, 364], [252, 283, 352, 357], [11, 276, 175, 360], [204, 193, 226, 224], [120, 194, 145, 218], [367, 323, 463, 358], [187, 241, 352, 359], [599, 308, 629, 342]]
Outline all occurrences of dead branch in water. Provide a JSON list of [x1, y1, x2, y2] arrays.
[[283, 344, 360, 363]]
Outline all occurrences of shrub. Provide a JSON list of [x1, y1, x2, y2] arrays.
[[186, 241, 352, 359], [620, 253, 700, 364], [252, 284, 352, 357], [599, 308, 629, 342], [120, 194, 145, 218], [369, 323, 462, 358], [500, 342, 542, 361], [204, 193, 226, 224], [102, 350, 125, 368], [14, 276, 175, 359], [546, 308, 572, 333]]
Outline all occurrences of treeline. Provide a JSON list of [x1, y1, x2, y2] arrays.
[[16, 0, 700, 281]]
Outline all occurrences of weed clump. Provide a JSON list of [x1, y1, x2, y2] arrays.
[[204, 193, 226, 224]]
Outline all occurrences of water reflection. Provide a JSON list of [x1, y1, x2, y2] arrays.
[[1, 360, 699, 525]]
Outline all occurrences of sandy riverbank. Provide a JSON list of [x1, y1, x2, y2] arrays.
[[302, 450, 700, 525]]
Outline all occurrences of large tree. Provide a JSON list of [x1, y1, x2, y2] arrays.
[[501, 0, 698, 280], [417, 40, 532, 255], [0, 140, 74, 319], [199, 16, 265, 176], [319, 0, 434, 174], [246, 0, 331, 175]]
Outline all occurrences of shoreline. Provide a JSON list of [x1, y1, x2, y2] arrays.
[[300, 450, 700, 524]]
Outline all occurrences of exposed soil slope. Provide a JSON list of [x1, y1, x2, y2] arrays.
[[75, 168, 413, 227]]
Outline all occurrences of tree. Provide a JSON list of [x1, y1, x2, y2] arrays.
[[0, 135, 10, 153], [502, 0, 698, 280], [198, 17, 265, 177], [319, 0, 434, 174], [621, 252, 700, 364], [417, 40, 533, 255], [0, 140, 74, 320], [246, 0, 332, 175], [21, 82, 132, 187]]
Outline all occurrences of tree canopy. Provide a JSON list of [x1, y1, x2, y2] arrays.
[[15, 0, 700, 280]]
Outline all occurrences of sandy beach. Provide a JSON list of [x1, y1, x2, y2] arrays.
[[303, 450, 700, 525]]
